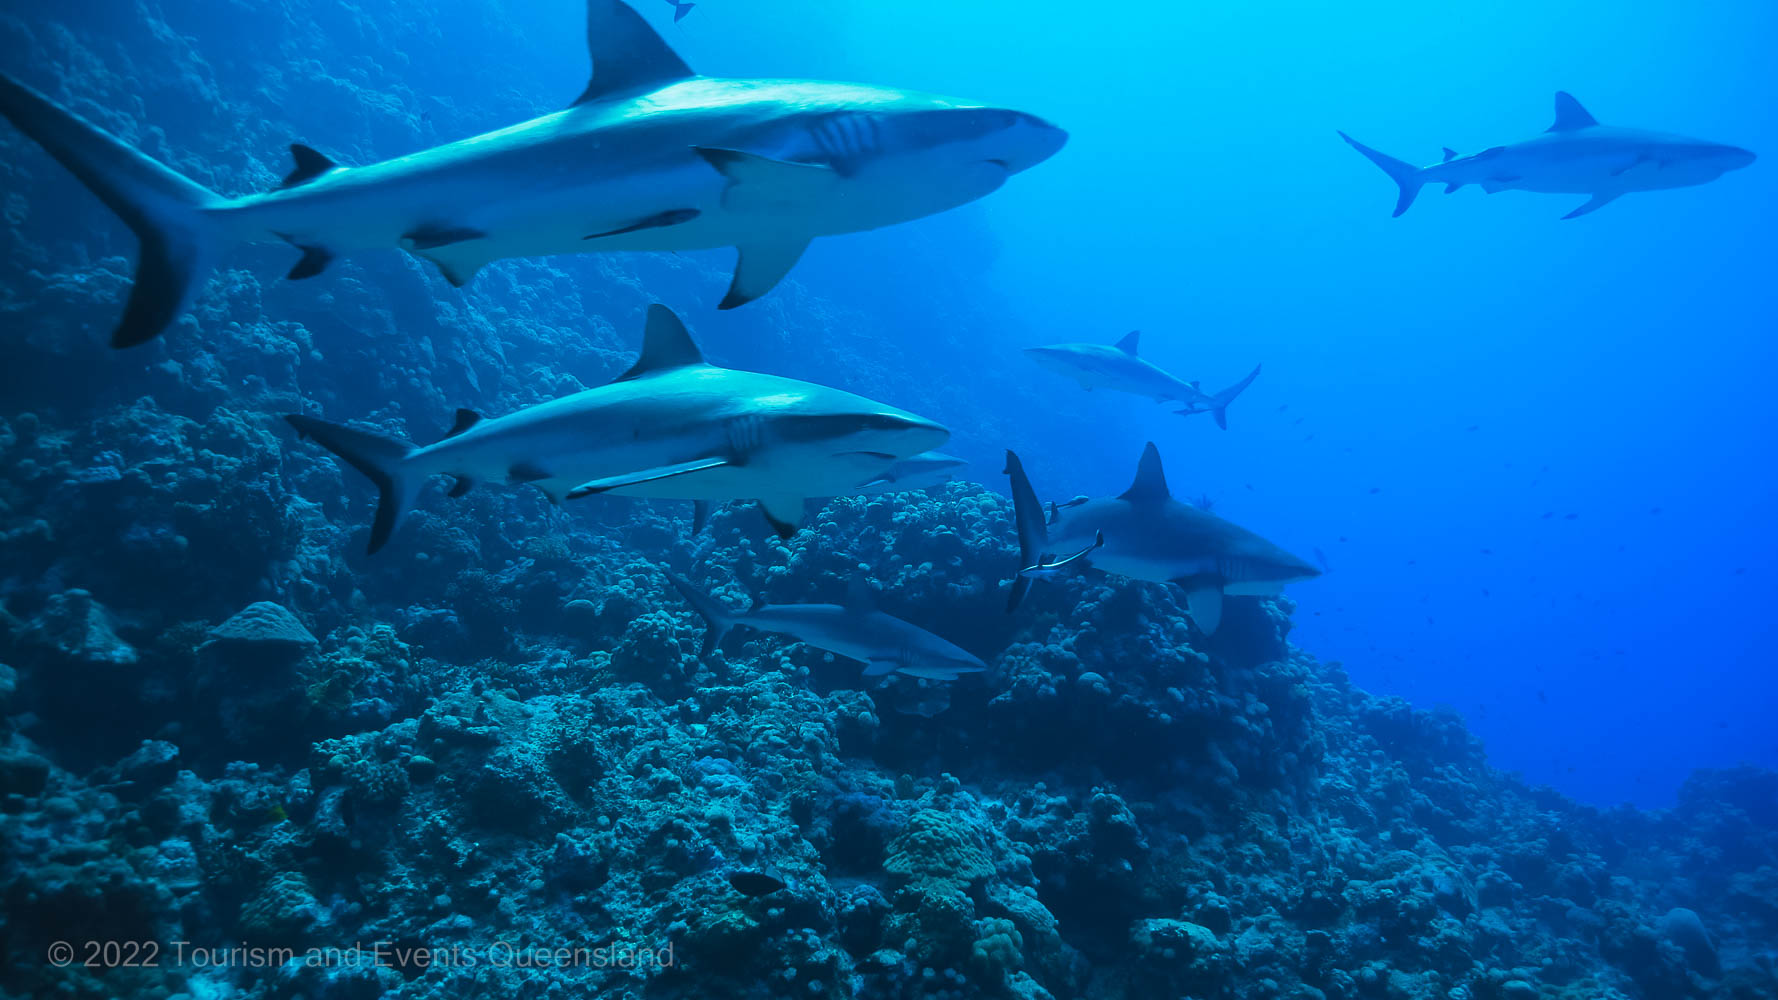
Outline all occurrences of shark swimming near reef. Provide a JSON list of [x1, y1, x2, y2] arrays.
[[854, 452, 967, 494], [0, 0, 1066, 348], [668, 573, 987, 681], [1002, 445, 1320, 634], [285, 304, 948, 554], [1024, 332, 1260, 429], [1340, 91, 1756, 219]]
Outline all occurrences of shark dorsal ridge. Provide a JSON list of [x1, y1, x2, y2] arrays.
[[572, 0, 695, 107], [1547, 92, 1599, 132], [1115, 330, 1140, 355], [444, 408, 482, 439], [1118, 442, 1171, 504], [616, 304, 707, 381], [279, 143, 339, 189]]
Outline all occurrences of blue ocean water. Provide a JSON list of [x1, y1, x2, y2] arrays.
[[668, 0, 1778, 807], [2, 0, 1776, 997]]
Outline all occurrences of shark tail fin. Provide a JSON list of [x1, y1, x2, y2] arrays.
[[1337, 131, 1426, 217], [1002, 450, 1050, 613], [666, 573, 736, 656], [283, 415, 420, 555], [0, 71, 230, 347], [1207, 363, 1261, 431]]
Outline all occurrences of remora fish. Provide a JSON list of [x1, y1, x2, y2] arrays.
[[0, 0, 1067, 347], [1340, 91, 1755, 219], [668, 573, 986, 681], [1024, 332, 1260, 429], [1002, 444, 1320, 633], [285, 304, 948, 553]]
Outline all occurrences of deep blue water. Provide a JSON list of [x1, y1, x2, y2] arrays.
[[651, 0, 1778, 807]]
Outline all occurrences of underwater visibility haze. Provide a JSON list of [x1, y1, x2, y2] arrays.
[[0, 0, 1774, 998]]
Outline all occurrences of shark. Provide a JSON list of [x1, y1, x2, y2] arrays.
[[1024, 332, 1261, 429], [1002, 444, 1320, 634], [854, 452, 968, 494], [1340, 91, 1756, 220], [285, 304, 948, 554], [0, 0, 1066, 348], [668, 573, 987, 681]]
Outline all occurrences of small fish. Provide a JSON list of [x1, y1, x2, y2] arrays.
[[1019, 531, 1105, 581], [727, 870, 786, 897]]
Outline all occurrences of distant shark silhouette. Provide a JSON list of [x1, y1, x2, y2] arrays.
[[668, 573, 986, 681], [1340, 91, 1755, 219], [0, 0, 1066, 347], [1024, 331, 1261, 429], [1003, 445, 1320, 634], [286, 305, 947, 553]]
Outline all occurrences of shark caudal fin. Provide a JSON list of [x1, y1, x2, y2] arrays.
[[668, 0, 696, 22], [1002, 450, 1050, 613], [1206, 363, 1261, 430], [283, 416, 420, 555], [1337, 131, 1426, 217], [0, 71, 229, 347], [666, 573, 737, 655]]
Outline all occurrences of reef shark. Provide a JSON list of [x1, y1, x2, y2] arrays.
[[1002, 444, 1320, 633], [1340, 91, 1756, 219], [0, 0, 1066, 348], [668, 573, 986, 681], [1024, 332, 1261, 429], [286, 304, 948, 553], [854, 452, 967, 494]]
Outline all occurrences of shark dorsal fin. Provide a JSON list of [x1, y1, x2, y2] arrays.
[[1114, 330, 1140, 355], [616, 304, 707, 381], [279, 143, 338, 189], [1547, 92, 1599, 132], [445, 408, 482, 438], [572, 0, 695, 107], [1441, 147, 1458, 162], [844, 574, 876, 613], [1118, 442, 1171, 504]]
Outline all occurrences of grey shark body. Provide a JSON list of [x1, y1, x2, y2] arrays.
[[854, 452, 968, 494], [1341, 91, 1755, 219], [0, 0, 1066, 347], [1002, 445, 1319, 633], [669, 574, 986, 681], [1024, 331, 1260, 429], [287, 305, 947, 553]]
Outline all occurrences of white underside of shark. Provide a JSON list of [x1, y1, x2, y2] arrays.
[[0, 0, 1065, 347], [287, 305, 948, 553]]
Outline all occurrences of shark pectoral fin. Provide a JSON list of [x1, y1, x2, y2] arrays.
[[509, 461, 553, 484], [565, 457, 731, 499], [862, 658, 900, 677], [286, 245, 334, 281], [1443, 183, 1462, 194], [402, 225, 486, 252], [584, 208, 700, 241], [447, 476, 475, 499], [1561, 192, 1621, 220], [1177, 581, 1224, 635], [756, 495, 805, 540], [692, 500, 712, 534], [719, 238, 811, 310], [400, 225, 490, 286], [695, 147, 840, 212]]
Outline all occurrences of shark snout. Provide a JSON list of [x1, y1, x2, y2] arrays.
[[1723, 145, 1757, 171]]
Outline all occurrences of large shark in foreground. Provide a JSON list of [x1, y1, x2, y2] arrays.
[[286, 305, 948, 553], [1002, 445, 1319, 634], [1024, 332, 1260, 429], [0, 0, 1066, 348], [1340, 91, 1755, 219], [668, 573, 986, 681]]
